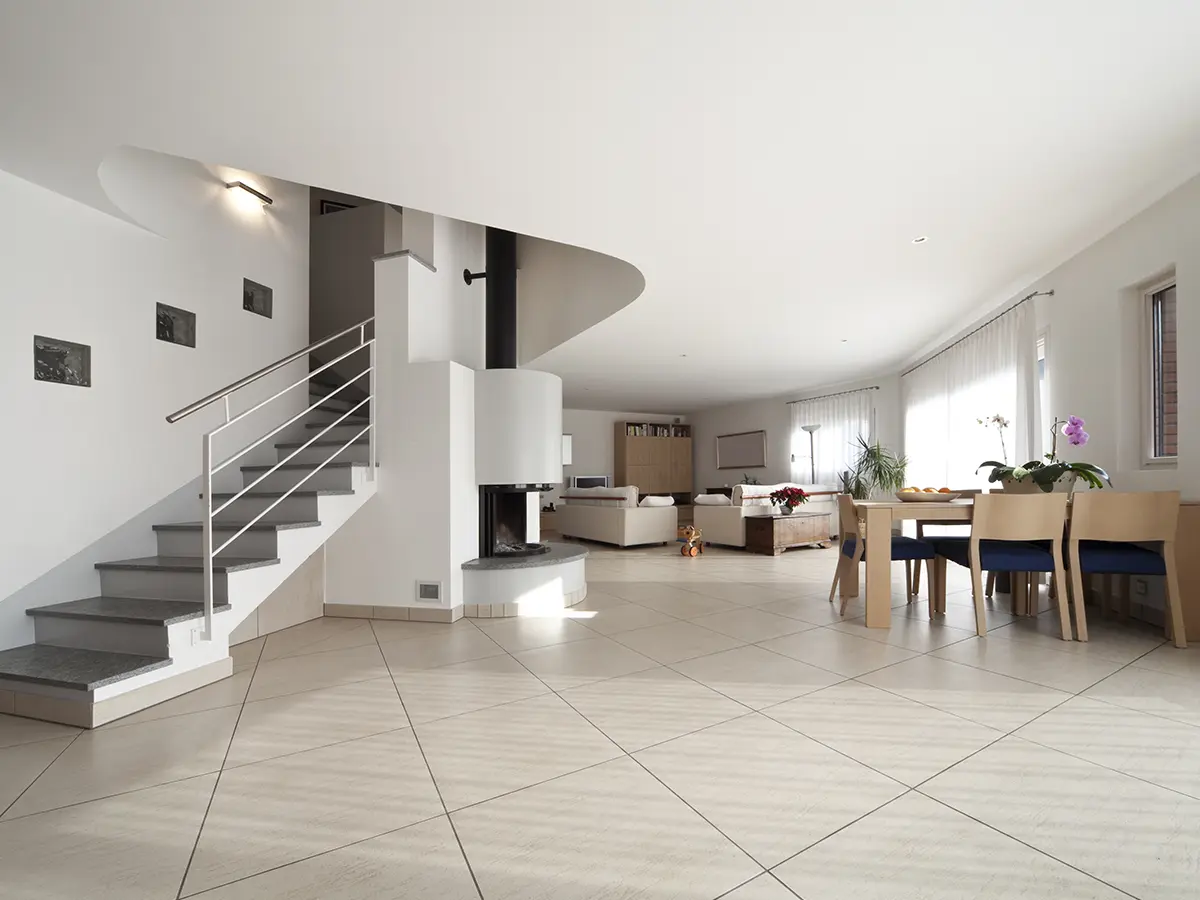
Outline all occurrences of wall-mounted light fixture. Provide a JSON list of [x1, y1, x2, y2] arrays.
[[225, 181, 273, 206], [463, 268, 487, 285]]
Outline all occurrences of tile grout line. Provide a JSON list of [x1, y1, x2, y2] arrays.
[[367, 619, 486, 900], [0, 729, 85, 820]]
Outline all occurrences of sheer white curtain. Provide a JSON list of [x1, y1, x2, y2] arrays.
[[902, 303, 1036, 489], [790, 390, 874, 485]]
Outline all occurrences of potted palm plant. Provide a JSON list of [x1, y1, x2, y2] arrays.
[[840, 436, 908, 500]]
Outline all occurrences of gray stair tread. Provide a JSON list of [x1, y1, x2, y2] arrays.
[[26, 596, 232, 625], [242, 461, 370, 472], [95, 556, 280, 573], [203, 489, 354, 500], [0, 644, 171, 691], [154, 520, 320, 532], [275, 437, 368, 449]]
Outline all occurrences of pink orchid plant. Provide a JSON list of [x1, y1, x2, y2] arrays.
[[977, 413, 1110, 492]]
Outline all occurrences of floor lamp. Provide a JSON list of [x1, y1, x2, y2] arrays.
[[801, 424, 820, 484]]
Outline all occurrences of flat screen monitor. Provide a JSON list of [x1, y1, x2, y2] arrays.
[[571, 475, 610, 490]]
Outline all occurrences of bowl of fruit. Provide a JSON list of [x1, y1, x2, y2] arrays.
[[896, 487, 960, 502]]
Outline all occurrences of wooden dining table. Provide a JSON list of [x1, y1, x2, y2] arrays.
[[851, 498, 976, 628]]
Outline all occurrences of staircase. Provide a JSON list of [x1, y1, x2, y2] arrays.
[[0, 321, 377, 727]]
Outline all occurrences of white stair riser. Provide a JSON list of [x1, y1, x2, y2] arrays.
[[243, 465, 356, 492], [303, 423, 370, 441], [277, 442, 369, 465], [213, 494, 321, 523], [33, 616, 170, 658], [99, 568, 229, 603], [155, 528, 279, 558]]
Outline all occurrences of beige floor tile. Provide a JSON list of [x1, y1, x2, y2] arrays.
[[635, 714, 904, 867], [417, 694, 621, 810], [560, 667, 750, 752], [923, 736, 1200, 900], [247, 642, 389, 702], [0, 713, 80, 750], [720, 873, 799, 900], [579, 601, 678, 635], [473, 615, 597, 653], [1016, 696, 1200, 799], [690, 608, 816, 643], [231, 637, 265, 673], [611, 620, 746, 664], [0, 773, 216, 900], [899, 599, 1016, 632], [988, 614, 1166, 664], [378, 627, 504, 672], [190, 815, 478, 900], [182, 729, 443, 895], [756, 596, 849, 625], [570, 590, 633, 613], [774, 790, 1128, 899], [0, 737, 74, 813], [4, 706, 238, 818], [618, 586, 740, 619], [1130, 643, 1200, 679], [767, 681, 1002, 786], [452, 757, 760, 900], [369, 618, 474, 641], [680, 581, 793, 607], [513, 636, 657, 690], [391, 654, 550, 725], [932, 636, 1126, 694], [226, 677, 409, 768], [105, 670, 253, 728], [259, 617, 378, 661], [671, 645, 843, 709], [758, 628, 919, 678], [858, 655, 1070, 732], [828, 614, 977, 653], [1083, 664, 1200, 728]]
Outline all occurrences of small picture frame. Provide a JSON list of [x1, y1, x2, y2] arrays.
[[34, 335, 91, 387], [243, 278, 273, 318], [156, 302, 196, 348]]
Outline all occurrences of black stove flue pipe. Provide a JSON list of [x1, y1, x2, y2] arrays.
[[485, 227, 518, 369]]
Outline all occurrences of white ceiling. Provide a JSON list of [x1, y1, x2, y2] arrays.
[[4, 1, 1200, 412]]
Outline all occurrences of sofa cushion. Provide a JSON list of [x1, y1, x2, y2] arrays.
[[638, 495, 675, 508], [694, 494, 732, 506], [561, 485, 638, 508]]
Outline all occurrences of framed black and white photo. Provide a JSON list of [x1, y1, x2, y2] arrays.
[[243, 278, 273, 318], [34, 335, 91, 387], [156, 302, 196, 347]]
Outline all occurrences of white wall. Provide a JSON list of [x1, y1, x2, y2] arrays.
[[407, 215, 485, 368], [0, 149, 309, 649], [935, 172, 1200, 499], [690, 376, 902, 494], [546, 408, 687, 505]]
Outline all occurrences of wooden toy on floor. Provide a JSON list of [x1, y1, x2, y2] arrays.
[[679, 525, 704, 557]]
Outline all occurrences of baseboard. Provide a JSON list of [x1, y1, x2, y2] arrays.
[[323, 603, 463, 623]]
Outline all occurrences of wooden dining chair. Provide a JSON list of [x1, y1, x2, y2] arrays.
[[910, 488, 983, 598], [828, 494, 935, 616], [927, 492, 1070, 638], [1065, 491, 1186, 647]]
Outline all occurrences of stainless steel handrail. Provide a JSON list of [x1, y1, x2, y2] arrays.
[[166, 317, 375, 423], [168, 319, 377, 641]]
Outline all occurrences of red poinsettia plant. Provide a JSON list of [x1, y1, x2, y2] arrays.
[[769, 486, 810, 510]]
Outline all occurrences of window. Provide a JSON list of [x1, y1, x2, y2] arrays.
[[1037, 331, 1050, 455], [1148, 280, 1178, 462], [789, 390, 873, 486]]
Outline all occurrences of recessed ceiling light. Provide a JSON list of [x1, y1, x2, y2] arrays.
[[911, 236, 928, 244], [841, 339, 848, 343], [680, 353, 687, 357]]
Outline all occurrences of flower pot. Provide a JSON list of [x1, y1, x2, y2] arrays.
[[779, 505, 793, 515], [1000, 473, 1077, 495]]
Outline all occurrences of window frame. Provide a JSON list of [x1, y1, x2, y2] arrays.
[[1143, 275, 1178, 468]]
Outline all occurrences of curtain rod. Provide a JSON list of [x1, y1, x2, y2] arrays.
[[787, 385, 879, 405], [901, 289, 1053, 378]]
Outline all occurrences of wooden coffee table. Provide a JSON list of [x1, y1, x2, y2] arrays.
[[744, 512, 832, 556]]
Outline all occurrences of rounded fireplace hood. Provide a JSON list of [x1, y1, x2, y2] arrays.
[[475, 369, 563, 486]]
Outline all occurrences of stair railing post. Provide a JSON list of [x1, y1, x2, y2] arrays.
[[202, 432, 214, 641], [368, 337, 377, 482]]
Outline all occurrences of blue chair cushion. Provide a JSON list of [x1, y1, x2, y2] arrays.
[[842, 535, 935, 562], [1075, 541, 1166, 576], [930, 536, 1055, 572]]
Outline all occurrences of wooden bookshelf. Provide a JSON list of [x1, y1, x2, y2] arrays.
[[614, 421, 692, 499]]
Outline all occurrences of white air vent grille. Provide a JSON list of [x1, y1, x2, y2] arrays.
[[416, 581, 442, 604]]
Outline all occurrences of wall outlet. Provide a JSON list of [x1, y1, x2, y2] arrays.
[[1134, 578, 1149, 596], [415, 581, 442, 604]]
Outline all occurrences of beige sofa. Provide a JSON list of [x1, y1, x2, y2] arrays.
[[557, 485, 678, 547], [693, 483, 838, 548]]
